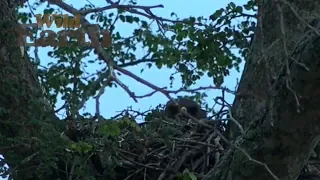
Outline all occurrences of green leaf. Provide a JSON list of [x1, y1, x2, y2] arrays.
[[43, 8, 55, 15], [209, 8, 224, 21], [117, 8, 125, 14], [229, 2, 236, 9], [181, 169, 197, 180], [133, 17, 140, 22], [70, 143, 77, 150], [80, 142, 93, 153], [97, 121, 121, 137], [235, 6, 243, 13], [176, 34, 183, 41], [125, 15, 133, 23], [119, 15, 125, 22], [188, 172, 197, 180], [141, 21, 148, 28], [170, 12, 177, 17]]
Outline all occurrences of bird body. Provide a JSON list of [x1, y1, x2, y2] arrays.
[[165, 98, 206, 119]]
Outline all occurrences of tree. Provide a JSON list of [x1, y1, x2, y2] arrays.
[[1, 0, 319, 179]]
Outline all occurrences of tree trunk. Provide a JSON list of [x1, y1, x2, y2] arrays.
[[204, 1, 320, 180], [0, 1, 62, 179], [2, 0, 320, 180]]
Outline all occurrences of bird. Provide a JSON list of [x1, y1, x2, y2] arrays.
[[164, 98, 207, 119]]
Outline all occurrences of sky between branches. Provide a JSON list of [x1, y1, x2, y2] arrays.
[[0, 0, 251, 178], [24, 0, 247, 119]]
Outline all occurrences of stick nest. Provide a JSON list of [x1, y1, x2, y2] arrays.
[[94, 110, 228, 180]]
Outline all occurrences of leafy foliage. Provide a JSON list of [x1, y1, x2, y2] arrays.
[[17, 0, 256, 115], [2, 0, 258, 179]]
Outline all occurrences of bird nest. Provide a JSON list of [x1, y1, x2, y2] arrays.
[[97, 111, 228, 180], [63, 108, 320, 180]]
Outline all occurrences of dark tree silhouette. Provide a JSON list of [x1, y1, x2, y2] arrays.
[[1, 0, 320, 180]]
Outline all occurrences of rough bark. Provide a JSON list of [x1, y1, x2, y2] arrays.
[[2, 0, 320, 180], [0, 1, 63, 179], [204, 1, 320, 180]]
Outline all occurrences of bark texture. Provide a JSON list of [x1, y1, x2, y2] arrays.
[[204, 1, 320, 180], [0, 1, 62, 179], [2, 0, 320, 180]]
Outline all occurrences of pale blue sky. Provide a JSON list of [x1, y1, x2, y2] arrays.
[[1, 0, 249, 178], [23, 0, 248, 121]]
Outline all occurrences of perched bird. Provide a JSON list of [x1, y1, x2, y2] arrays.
[[165, 98, 207, 119]]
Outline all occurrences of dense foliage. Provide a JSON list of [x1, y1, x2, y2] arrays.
[[18, 0, 256, 111], [1, 0, 257, 179]]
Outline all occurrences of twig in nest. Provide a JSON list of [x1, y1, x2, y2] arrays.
[[213, 136, 223, 166]]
